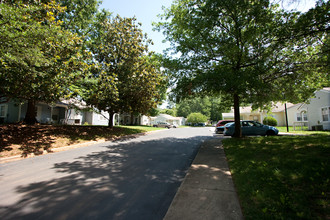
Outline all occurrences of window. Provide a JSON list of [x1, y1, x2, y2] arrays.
[[296, 113, 302, 121], [0, 105, 7, 118], [301, 111, 308, 121], [296, 111, 308, 122], [303, 112, 308, 121], [321, 107, 330, 121]]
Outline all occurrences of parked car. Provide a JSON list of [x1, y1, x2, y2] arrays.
[[216, 120, 234, 127], [193, 123, 206, 127], [153, 122, 173, 129], [215, 120, 235, 134], [224, 120, 279, 136]]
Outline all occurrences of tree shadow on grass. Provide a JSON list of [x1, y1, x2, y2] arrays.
[[0, 135, 212, 220], [0, 124, 55, 156], [0, 124, 145, 157], [223, 136, 330, 219]]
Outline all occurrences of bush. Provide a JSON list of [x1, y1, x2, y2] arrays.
[[187, 113, 208, 124], [263, 116, 277, 126]]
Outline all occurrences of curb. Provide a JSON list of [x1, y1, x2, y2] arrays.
[[0, 129, 166, 164], [278, 132, 308, 136]]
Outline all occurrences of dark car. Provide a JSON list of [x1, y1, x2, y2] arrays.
[[215, 120, 234, 134], [193, 123, 206, 127], [224, 120, 279, 136]]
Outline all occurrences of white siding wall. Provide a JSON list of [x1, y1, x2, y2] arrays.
[[286, 105, 302, 126], [306, 90, 330, 130], [271, 112, 285, 126], [92, 111, 109, 126]]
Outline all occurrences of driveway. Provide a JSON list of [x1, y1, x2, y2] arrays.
[[0, 127, 214, 220]]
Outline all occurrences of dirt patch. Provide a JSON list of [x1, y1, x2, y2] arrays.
[[0, 124, 142, 158]]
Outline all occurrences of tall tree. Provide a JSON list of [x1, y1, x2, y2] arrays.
[[176, 97, 211, 118], [57, 0, 101, 36], [156, 0, 327, 137], [176, 95, 230, 120], [82, 13, 163, 127], [0, 0, 85, 124], [126, 55, 166, 121]]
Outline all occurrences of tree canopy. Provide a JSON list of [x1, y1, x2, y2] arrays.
[[0, 1, 166, 125], [175, 95, 230, 121], [186, 112, 208, 124], [156, 0, 328, 137], [0, 0, 85, 123], [80, 14, 165, 127]]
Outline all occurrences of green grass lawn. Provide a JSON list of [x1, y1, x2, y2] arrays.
[[116, 125, 165, 132], [276, 126, 330, 135], [223, 135, 330, 220]]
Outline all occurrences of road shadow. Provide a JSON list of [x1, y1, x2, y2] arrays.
[[0, 135, 212, 220]]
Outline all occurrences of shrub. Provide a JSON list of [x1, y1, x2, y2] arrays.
[[187, 113, 208, 124], [263, 116, 277, 126]]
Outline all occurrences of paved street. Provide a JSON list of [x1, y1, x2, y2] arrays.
[[0, 127, 214, 220]]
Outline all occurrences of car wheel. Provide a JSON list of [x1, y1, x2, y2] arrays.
[[266, 130, 275, 136]]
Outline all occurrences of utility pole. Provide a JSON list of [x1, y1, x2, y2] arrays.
[[285, 103, 289, 132]]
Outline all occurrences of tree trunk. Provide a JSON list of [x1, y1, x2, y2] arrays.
[[130, 112, 134, 125], [108, 111, 114, 128], [233, 93, 242, 138], [24, 100, 38, 125]]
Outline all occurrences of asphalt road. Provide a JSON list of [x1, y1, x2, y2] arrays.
[[0, 127, 215, 220]]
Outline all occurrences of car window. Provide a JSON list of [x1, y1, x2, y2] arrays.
[[253, 122, 263, 127], [242, 121, 250, 126], [247, 122, 255, 126]]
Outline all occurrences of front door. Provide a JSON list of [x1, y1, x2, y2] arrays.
[[36, 106, 42, 122]]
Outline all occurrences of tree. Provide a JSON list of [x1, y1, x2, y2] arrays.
[[209, 96, 231, 122], [160, 108, 177, 116], [57, 0, 101, 37], [176, 97, 211, 118], [156, 0, 327, 137], [0, 0, 85, 124], [263, 116, 277, 126], [187, 112, 208, 124], [176, 96, 230, 121], [124, 55, 166, 122], [82, 13, 164, 127]]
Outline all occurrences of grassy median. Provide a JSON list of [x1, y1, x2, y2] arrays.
[[223, 134, 330, 220]]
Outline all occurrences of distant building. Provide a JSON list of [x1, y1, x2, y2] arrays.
[[221, 88, 330, 130], [149, 114, 186, 126]]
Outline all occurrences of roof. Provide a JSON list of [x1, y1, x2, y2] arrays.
[[157, 114, 184, 121], [222, 113, 234, 118], [321, 87, 330, 92], [60, 98, 88, 109], [271, 102, 296, 112], [224, 102, 299, 115]]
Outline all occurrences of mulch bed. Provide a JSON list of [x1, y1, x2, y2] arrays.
[[0, 124, 129, 157]]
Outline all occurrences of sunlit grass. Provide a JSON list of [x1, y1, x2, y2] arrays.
[[223, 135, 330, 219], [276, 126, 330, 135], [117, 125, 166, 131]]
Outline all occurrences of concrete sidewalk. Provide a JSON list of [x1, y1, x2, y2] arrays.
[[164, 137, 244, 220]]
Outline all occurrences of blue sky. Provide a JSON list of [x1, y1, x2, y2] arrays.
[[100, 0, 173, 54], [100, 0, 317, 55]]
